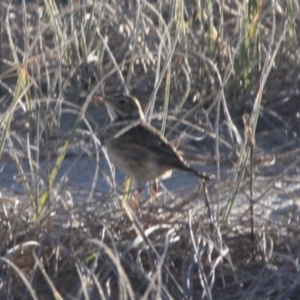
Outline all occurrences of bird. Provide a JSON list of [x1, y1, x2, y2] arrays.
[[93, 93, 211, 202]]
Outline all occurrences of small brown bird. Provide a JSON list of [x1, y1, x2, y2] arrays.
[[93, 94, 211, 199]]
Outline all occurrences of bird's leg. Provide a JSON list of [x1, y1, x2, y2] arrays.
[[129, 187, 143, 208], [150, 181, 158, 203]]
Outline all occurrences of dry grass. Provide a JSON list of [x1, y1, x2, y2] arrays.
[[0, 0, 300, 299]]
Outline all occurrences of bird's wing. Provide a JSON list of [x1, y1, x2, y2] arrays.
[[115, 122, 211, 180], [124, 123, 185, 163]]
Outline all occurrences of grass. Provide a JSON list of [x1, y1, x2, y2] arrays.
[[0, 0, 300, 299]]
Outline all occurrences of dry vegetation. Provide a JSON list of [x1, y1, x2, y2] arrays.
[[0, 0, 300, 299]]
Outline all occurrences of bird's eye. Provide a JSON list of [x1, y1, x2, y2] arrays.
[[118, 99, 126, 105]]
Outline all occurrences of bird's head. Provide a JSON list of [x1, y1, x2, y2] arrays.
[[94, 94, 145, 121]]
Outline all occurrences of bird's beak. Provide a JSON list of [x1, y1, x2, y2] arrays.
[[93, 94, 106, 103], [93, 94, 115, 120]]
